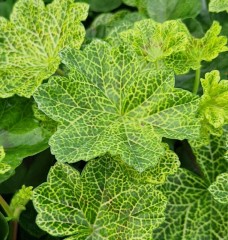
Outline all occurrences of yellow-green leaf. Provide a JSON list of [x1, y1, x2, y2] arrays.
[[33, 154, 167, 239], [0, 0, 88, 98]]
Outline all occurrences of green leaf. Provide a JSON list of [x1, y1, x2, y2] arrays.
[[0, 212, 9, 240], [82, 0, 121, 12], [34, 40, 200, 171], [208, 172, 228, 204], [123, 0, 202, 22], [0, 146, 11, 174], [153, 130, 228, 239], [209, 0, 228, 13], [0, 97, 52, 183], [0, 0, 88, 98], [10, 185, 33, 220], [33, 154, 167, 239], [199, 70, 228, 137], [120, 20, 228, 74], [86, 10, 145, 40], [120, 19, 189, 64]]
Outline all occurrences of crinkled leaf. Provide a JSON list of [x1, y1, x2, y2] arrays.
[[154, 130, 228, 239], [208, 172, 228, 204], [120, 19, 190, 68], [33, 154, 167, 239], [138, 147, 180, 184], [0, 97, 52, 183], [10, 185, 33, 220], [123, 0, 202, 22], [184, 21, 228, 70], [34, 40, 200, 171], [0, 0, 88, 98], [120, 20, 228, 74], [209, 0, 228, 13], [82, 0, 121, 12], [199, 70, 228, 137]]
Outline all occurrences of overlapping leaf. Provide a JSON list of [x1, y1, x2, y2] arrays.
[[34, 40, 200, 171], [209, 0, 228, 13], [199, 70, 228, 137], [120, 20, 228, 74], [0, 0, 88, 98], [33, 154, 167, 240], [123, 0, 202, 22], [208, 172, 228, 204], [153, 130, 228, 239], [0, 97, 52, 183], [86, 10, 145, 40]]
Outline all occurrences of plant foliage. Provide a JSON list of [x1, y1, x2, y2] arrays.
[[0, 0, 227, 239]]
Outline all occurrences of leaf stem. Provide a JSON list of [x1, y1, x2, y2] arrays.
[[55, 68, 65, 76], [193, 68, 201, 94], [0, 195, 13, 218]]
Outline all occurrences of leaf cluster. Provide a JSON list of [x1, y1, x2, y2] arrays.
[[0, 0, 227, 239]]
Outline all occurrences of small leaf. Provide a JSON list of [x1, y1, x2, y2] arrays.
[[154, 129, 228, 239], [208, 172, 228, 204], [209, 0, 228, 13], [0, 212, 9, 240], [10, 185, 33, 220], [33, 154, 167, 239], [0, 97, 52, 183], [0, 0, 89, 98], [34, 40, 200, 171], [199, 70, 228, 137]]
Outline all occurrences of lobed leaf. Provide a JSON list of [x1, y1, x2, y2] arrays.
[[154, 129, 228, 239], [34, 40, 200, 171], [208, 172, 228, 204], [33, 154, 167, 239], [120, 20, 228, 74], [0, 0, 88, 98]]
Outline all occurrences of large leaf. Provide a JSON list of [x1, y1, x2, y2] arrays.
[[153, 130, 228, 239], [209, 0, 228, 13], [0, 97, 52, 183], [120, 19, 228, 74], [123, 0, 202, 22], [199, 70, 228, 137], [33, 154, 167, 239], [0, 0, 88, 98], [34, 40, 200, 171]]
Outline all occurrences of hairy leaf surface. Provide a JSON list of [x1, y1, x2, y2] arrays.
[[0, 97, 52, 183], [34, 40, 200, 171], [209, 0, 228, 12], [0, 0, 88, 98], [33, 154, 167, 239], [153, 130, 228, 239]]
